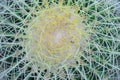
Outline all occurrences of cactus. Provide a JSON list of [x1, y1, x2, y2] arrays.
[[0, 0, 120, 80]]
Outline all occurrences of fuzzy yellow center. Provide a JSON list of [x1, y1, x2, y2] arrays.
[[28, 6, 86, 65]]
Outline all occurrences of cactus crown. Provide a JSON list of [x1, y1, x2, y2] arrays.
[[26, 2, 87, 67]]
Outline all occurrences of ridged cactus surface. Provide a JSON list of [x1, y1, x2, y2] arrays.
[[0, 0, 120, 80]]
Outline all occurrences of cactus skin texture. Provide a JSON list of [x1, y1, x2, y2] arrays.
[[0, 0, 120, 80]]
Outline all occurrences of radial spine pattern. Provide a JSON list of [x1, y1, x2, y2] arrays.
[[0, 0, 120, 80]]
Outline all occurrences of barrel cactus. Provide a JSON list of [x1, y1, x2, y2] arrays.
[[0, 0, 120, 80]]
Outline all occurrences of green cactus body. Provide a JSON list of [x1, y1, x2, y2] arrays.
[[0, 0, 120, 80]]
